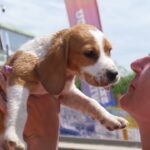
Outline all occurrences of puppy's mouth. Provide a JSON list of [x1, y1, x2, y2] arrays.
[[80, 72, 119, 88], [80, 69, 120, 90], [103, 84, 112, 90]]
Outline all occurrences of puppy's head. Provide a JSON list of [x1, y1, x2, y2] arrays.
[[67, 24, 119, 87], [37, 24, 119, 94]]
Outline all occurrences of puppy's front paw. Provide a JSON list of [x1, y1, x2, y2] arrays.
[[100, 114, 128, 131], [4, 127, 27, 150], [4, 140, 26, 150]]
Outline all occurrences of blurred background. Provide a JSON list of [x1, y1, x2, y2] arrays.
[[1, 0, 149, 149]]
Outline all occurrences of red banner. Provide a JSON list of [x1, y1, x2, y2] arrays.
[[65, 0, 102, 30]]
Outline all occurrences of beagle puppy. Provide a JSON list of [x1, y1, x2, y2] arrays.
[[3, 24, 128, 149]]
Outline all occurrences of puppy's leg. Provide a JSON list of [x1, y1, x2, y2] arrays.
[[4, 84, 29, 150], [61, 86, 128, 131]]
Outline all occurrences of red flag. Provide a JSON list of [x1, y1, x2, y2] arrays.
[[65, 0, 102, 31]]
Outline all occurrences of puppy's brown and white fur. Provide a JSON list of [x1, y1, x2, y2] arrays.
[[4, 24, 127, 149]]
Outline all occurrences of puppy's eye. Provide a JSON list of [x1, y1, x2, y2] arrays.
[[108, 47, 112, 52], [84, 50, 97, 59], [106, 48, 112, 56]]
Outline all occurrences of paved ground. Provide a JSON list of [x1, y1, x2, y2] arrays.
[[59, 142, 141, 150], [59, 136, 141, 150]]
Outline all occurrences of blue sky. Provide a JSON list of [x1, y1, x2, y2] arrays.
[[1, 0, 150, 71]]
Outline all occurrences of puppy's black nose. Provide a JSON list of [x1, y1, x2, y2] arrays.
[[106, 70, 118, 82]]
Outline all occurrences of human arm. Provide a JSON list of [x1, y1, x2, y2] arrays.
[[24, 94, 60, 150]]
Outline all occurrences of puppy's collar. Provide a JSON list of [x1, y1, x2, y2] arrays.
[[3, 65, 12, 74]]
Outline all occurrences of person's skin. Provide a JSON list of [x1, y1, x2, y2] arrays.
[[120, 56, 150, 150], [24, 94, 60, 150], [0, 72, 60, 150]]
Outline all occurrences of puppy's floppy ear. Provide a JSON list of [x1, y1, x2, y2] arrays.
[[36, 29, 69, 94]]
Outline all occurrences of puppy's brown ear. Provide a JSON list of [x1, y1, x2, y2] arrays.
[[36, 30, 69, 94]]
